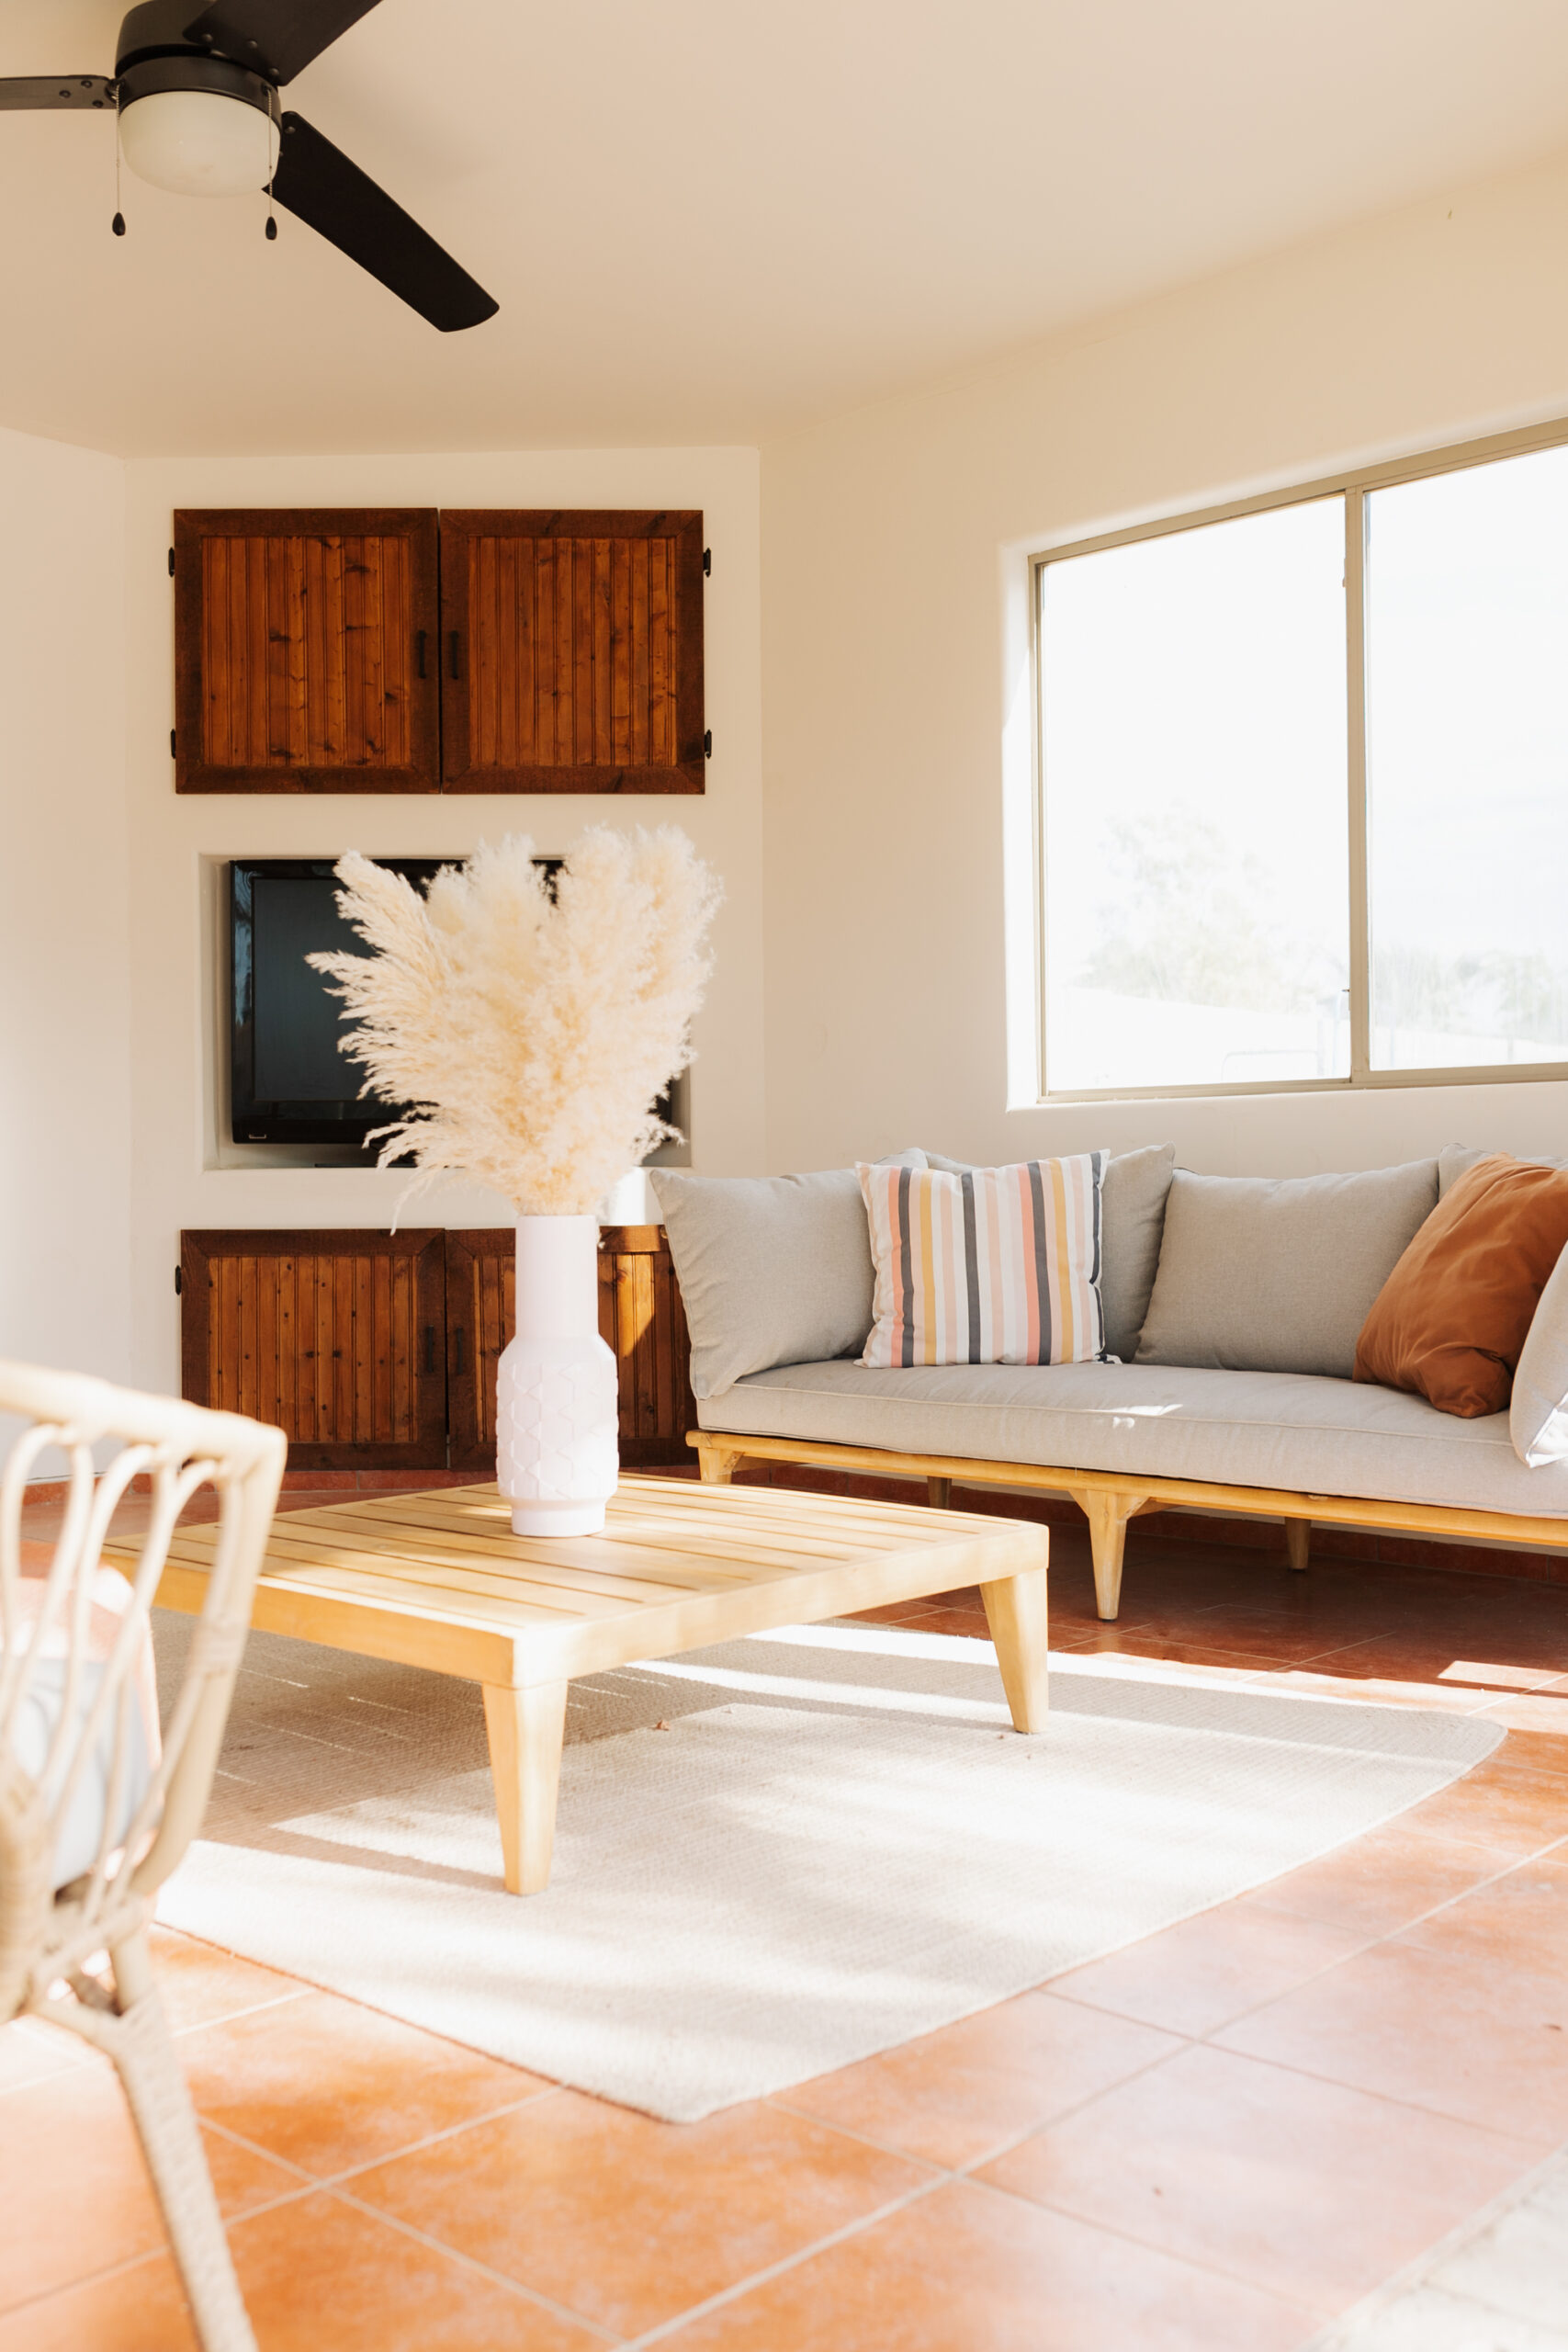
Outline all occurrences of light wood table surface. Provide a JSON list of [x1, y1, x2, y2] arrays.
[[107, 1475, 1050, 1894]]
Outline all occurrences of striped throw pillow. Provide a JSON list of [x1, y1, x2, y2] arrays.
[[856, 1155, 1108, 1368]]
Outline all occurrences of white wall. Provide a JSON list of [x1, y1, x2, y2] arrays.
[[760, 142, 1568, 1178], [123, 449, 763, 1396], [0, 424, 131, 1387]]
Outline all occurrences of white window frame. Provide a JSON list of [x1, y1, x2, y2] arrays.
[[1029, 414, 1568, 1103]]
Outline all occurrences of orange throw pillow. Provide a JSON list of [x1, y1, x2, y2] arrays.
[[1354, 1154, 1568, 1417]]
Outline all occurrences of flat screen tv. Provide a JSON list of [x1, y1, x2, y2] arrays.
[[230, 858, 454, 1148], [229, 854, 678, 1158]]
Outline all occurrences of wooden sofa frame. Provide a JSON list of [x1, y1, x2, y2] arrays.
[[690, 1430, 1568, 1620]]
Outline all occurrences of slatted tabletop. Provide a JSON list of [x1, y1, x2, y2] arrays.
[[107, 1476, 1050, 1894]]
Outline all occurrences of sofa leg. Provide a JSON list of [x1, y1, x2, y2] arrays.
[[697, 1442, 743, 1486], [927, 1476, 953, 1509], [1285, 1520, 1311, 1573], [1069, 1487, 1151, 1621]]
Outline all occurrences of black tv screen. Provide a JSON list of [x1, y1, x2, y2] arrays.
[[230, 858, 450, 1148]]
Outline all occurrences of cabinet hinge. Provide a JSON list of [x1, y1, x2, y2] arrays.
[[702, 547, 711, 576], [167, 547, 175, 577], [170, 729, 176, 759], [174, 1264, 182, 1295], [704, 729, 712, 759]]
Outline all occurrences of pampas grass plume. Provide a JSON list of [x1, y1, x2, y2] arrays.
[[310, 829, 720, 1216]]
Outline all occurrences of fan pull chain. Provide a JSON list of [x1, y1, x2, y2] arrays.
[[265, 156, 276, 241], [111, 112, 125, 237]]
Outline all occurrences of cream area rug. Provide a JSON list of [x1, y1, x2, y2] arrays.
[[153, 1614, 1503, 2121]]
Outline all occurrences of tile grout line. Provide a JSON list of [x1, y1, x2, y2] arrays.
[[618, 2172, 955, 2352], [964, 2161, 1329, 2324], [0, 2179, 329, 2327], [0, 2242, 194, 2324], [762, 2011, 1201, 2184], [959, 1832, 1568, 2190], [166, 1984, 317, 2042], [0, 2089, 567, 2322], [325, 2182, 629, 2344], [1046, 1833, 1545, 2066], [195, 2082, 567, 2193], [1295, 2135, 1568, 2349]]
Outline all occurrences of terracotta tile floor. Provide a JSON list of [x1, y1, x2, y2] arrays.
[[4, 1487, 1568, 2349]]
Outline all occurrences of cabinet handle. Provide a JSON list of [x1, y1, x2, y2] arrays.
[[448, 629, 463, 681], [415, 628, 427, 679], [423, 1325, 435, 1375]]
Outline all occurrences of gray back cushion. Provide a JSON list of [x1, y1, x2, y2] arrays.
[[922, 1143, 1175, 1360], [1441, 1143, 1567, 1195], [651, 1156, 923, 1400], [1134, 1160, 1438, 1379]]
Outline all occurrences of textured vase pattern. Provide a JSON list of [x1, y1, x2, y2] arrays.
[[496, 1343, 619, 1503], [496, 1214, 620, 1537]]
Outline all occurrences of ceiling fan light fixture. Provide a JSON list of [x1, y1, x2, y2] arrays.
[[118, 87, 279, 197]]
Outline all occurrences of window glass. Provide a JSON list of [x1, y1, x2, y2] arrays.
[[1041, 498, 1350, 1094], [1366, 444, 1568, 1070]]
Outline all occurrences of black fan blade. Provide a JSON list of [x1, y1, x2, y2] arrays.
[[182, 0, 382, 85], [0, 75, 115, 109], [271, 112, 498, 333]]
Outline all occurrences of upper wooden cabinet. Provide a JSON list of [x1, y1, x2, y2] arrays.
[[173, 505, 705, 796], [439, 510, 705, 793], [174, 509, 441, 794]]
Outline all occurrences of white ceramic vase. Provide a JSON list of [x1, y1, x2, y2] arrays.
[[495, 1215, 619, 1538]]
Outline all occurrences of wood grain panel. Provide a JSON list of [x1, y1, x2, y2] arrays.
[[446, 1226, 696, 1472], [179, 1230, 446, 1470], [175, 509, 439, 793], [439, 510, 705, 793]]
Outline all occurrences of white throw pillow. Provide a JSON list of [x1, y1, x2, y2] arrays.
[[1511, 1241, 1568, 1466]]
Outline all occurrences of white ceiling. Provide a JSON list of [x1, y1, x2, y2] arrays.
[[3, 0, 1568, 457]]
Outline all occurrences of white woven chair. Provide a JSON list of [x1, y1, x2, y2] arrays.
[[0, 1359, 285, 2352]]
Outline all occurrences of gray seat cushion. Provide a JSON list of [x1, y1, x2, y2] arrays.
[[698, 1357, 1568, 1521], [1135, 1162, 1438, 1379]]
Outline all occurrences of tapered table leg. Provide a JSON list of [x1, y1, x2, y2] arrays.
[[980, 1564, 1050, 1732], [483, 1679, 569, 1894]]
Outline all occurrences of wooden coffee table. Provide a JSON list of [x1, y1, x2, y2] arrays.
[[109, 1475, 1049, 1894]]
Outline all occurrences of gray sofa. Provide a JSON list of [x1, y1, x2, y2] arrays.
[[653, 1144, 1568, 1619]]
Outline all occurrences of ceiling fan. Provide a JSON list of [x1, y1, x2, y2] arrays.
[[0, 1, 498, 331]]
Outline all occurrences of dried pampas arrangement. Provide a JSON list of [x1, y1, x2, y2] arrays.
[[310, 827, 720, 1216]]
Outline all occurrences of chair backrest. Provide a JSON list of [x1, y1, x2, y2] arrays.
[[0, 1362, 285, 2018]]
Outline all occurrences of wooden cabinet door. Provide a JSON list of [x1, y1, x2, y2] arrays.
[[180, 1229, 447, 1470], [438, 510, 705, 793], [174, 509, 440, 793], [601, 1224, 699, 1465], [444, 1228, 513, 1472], [445, 1226, 696, 1472]]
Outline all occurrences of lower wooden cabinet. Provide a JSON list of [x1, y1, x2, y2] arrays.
[[445, 1225, 695, 1471], [180, 1224, 695, 1473], [179, 1229, 449, 1471]]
